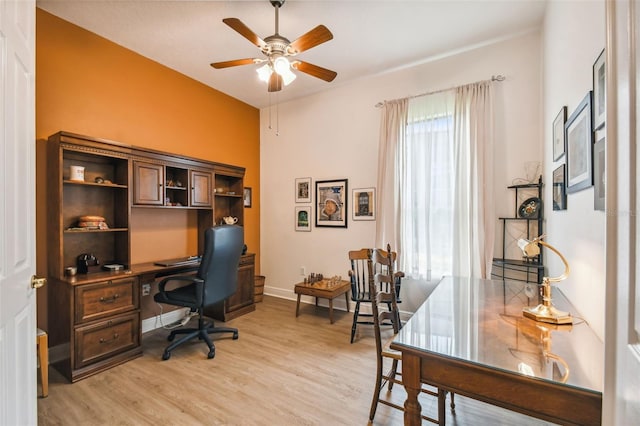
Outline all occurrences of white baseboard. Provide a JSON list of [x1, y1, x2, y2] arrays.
[[141, 308, 189, 334]]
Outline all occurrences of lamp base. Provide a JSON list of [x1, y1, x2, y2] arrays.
[[522, 304, 573, 325]]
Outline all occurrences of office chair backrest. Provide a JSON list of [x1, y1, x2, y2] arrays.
[[198, 225, 244, 306]]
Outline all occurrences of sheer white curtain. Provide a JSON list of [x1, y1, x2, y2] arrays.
[[452, 81, 495, 278], [375, 99, 407, 255], [376, 81, 494, 280]]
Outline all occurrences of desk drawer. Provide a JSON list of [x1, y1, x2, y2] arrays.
[[74, 312, 140, 369], [75, 277, 139, 324]]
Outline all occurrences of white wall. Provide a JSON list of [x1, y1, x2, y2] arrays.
[[260, 31, 542, 313], [543, 0, 605, 339]]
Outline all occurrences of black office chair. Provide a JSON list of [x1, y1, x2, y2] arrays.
[[154, 225, 244, 360]]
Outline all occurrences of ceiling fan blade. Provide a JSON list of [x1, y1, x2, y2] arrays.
[[210, 58, 257, 69], [268, 73, 283, 92], [223, 18, 267, 49], [292, 61, 337, 82], [288, 25, 333, 55]]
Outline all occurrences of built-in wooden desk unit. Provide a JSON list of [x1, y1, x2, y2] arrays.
[[391, 276, 603, 426], [45, 131, 255, 382]]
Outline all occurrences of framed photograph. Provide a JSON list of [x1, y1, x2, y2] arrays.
[[315, 179, 348, 228], [295, 177, 312, 203], [295, 206, 311, 232], [243, 187, 252, 208], [552, 164, 567, 211], [553, 106, 567, 161], [566, 92, 594, 194], [592, 48, 606, 131], [594, 129, 606, 211], [352, 187, 376, 221]]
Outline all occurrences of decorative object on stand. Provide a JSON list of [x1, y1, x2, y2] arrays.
[[295, 177, 312, 203], [517, 235, 572, 325], [552, 164, 567, 211], [593, 129, 606, 211], [352, 187, 376, 221], [553, 106, 567, 161], [566, 92, 594, 193], [315, 179, 348, 228], [295, 206, 311, 232], [210, 0, 337, 93], [518, 197, 541, 218], [243, 187, 252, 208], [592, 48, 606, 131]]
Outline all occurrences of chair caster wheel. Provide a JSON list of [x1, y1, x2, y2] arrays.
[[207, 349, 215, 359], [233, 332, 239, 340], [162, 351, 171, 360]]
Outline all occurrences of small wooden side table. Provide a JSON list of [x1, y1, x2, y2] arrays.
[[294, 279, 351, 324]]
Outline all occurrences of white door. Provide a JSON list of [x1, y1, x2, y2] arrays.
[[0, 0, 37, 424], [604, 1, 640, 424]]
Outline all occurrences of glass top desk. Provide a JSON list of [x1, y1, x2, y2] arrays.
[[391, 276, 603, 426]]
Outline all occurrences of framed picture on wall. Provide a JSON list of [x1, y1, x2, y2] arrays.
[[553, 106, 567, 161], [592, 48, 606, 131], [352, 187, 376, 221], [295, 177, 312, 203], [552, 164, 567, 211], [593, 129, 606, 211], [566, 92, 594, 194], [243, 187, 252, 208], [315, 179, 348, 228], [295, 206, 311, 232]]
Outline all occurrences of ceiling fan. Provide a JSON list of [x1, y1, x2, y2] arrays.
[[211, 0, 337, 92]]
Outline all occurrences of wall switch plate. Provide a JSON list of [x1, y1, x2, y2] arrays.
[[142, 283, 151, 296], [300, 266, 305, 276]]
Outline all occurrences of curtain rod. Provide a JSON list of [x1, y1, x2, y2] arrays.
[[374, 74, 505, 108]]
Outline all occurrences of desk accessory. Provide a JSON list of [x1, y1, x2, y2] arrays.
[[77, 253, 99, 274], [518, 235, 572, 324]]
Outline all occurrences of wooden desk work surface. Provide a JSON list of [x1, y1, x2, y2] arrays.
[[391, 276, 603, 426], [294, 279, 351, 324]]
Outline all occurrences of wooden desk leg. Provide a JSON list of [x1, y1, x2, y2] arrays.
[[329, 298, 334, 324], [438, 389, 446, 426], [37, 332, 48, 398], [402, 353, 422, 426], [344, 291, 350, 312], [296, 293, 301, 317]]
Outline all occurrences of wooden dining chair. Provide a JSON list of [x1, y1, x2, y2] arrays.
[[348, 247, 404, 343], [368, 244, 451, 423]]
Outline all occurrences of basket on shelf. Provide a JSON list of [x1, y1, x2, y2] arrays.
[[254, 275, 265, 303]]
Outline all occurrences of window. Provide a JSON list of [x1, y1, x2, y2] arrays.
[[399, 91, 455, 280]]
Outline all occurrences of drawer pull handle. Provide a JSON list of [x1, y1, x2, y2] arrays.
[[99, 333, 119, 344], [99, 294, 120, 303]]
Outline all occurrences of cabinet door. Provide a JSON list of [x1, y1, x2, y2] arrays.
[[133, 161, 164, 205], [226, 256, 255, 312], [190, 170, 212, 207]]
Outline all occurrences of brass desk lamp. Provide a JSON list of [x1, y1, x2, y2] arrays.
[[518, 235, 572, 325]]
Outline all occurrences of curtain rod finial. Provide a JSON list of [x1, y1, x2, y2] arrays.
[[491, 75, 505, 82]]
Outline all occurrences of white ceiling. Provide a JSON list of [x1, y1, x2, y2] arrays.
[[36, 0, 547, 109]]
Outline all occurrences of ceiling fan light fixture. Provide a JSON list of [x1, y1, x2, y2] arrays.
[[273, 57, 297, 86], [256, 63, 272, 82]]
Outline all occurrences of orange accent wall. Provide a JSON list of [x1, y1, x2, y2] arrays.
[[35, 9, 260, 326]]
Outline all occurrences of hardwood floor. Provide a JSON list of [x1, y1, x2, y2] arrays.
[[38, 296, 555, 425]]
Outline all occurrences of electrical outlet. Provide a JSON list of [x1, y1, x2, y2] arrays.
[[300, 266, 306, 276], [141, 283, 151, 296]]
